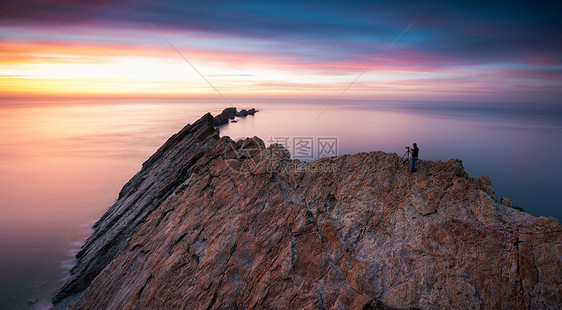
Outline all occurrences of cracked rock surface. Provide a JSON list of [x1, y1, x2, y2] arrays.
[[53, 113, 561, 309]]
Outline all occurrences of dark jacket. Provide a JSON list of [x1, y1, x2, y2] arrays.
[[412, 147, 419, 158]]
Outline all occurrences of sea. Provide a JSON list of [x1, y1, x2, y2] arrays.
[[0, 97, 561, 309]]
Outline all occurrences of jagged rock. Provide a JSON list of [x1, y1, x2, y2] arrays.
[[53, 113, 561, 309], [52, 113, 219, 305], [501, 197, 514, 208], [236, 108, 260, 117], [236, 109, 248, 116], [213, 107, 257, 126], [213, 107, 236, 126]]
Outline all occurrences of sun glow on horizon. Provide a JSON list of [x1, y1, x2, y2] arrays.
[[1, 24, 560, 103]]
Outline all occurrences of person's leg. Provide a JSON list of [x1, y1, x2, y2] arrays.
[[412, 157, 418, 172]]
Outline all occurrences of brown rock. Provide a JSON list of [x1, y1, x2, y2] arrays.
[[53, 113, 561, 309], [213, 107, 258, 125]]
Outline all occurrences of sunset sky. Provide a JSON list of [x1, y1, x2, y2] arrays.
[[1, 0, 561, 102]]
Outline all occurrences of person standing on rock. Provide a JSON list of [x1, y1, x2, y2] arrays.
[[411, 143, 419, 172]]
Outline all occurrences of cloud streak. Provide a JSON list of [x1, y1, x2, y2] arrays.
[[0, 0, 561, 102]]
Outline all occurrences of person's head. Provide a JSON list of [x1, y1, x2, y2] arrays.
[[413, 143, 417, 148]]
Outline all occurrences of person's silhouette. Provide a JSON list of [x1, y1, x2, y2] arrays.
[[411, 143, 419, 172]]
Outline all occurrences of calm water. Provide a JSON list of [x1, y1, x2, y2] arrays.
[[0, 97, 561, 309]]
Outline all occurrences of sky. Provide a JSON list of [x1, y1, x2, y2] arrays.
[[1, 0, 561, 102]]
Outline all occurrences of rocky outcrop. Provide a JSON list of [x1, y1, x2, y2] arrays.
[[52, 113, 219, 307], [213, 107, 257, 126], [236, 108, 257, 117], [53, 112, 561, 309]]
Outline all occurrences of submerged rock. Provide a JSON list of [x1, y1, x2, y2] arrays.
[[53, 112, 561, 309]]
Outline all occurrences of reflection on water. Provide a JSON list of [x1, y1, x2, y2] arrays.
[[0, 97, 560, 308]]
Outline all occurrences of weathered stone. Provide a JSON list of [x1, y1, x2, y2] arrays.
[[53, 113, 561, 310]]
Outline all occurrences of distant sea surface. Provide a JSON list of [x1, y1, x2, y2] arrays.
[[1, 97, 561, 309]]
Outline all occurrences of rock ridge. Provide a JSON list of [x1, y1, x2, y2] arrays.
[[53, 112, 561, 309]]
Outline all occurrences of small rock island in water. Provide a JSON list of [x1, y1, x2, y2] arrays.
[[213, 107, 257, 126], [52, 109, 561, 309]]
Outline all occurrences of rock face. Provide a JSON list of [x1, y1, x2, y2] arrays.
[[53, 113, 561, 309]]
